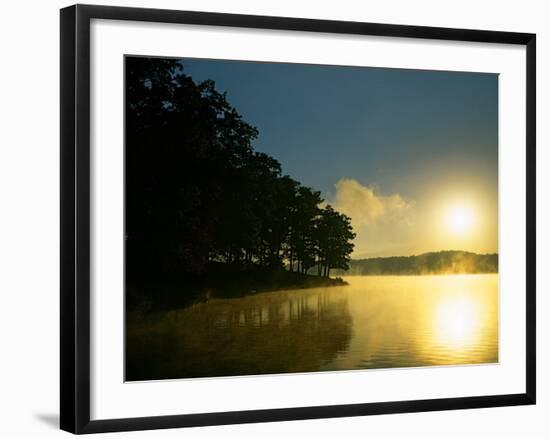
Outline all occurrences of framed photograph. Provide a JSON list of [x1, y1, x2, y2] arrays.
[[60, 4, 536, 434]]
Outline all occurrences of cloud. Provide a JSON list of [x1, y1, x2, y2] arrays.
[[328, 178, 414, 228]]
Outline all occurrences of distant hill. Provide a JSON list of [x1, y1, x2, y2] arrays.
[[333, 251, 498, 276]]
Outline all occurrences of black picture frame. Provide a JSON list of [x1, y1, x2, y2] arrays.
[[60, 4, 536, 434]]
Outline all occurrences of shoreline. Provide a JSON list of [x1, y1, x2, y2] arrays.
[[128, 269, 348, 312]]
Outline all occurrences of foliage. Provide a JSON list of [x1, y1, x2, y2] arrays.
[[126, 57, 355, 284]]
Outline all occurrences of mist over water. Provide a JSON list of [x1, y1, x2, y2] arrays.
[[126, 274, 498, 381]]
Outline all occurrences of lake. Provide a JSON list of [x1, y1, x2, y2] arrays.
[[126, 274, 498, 381]]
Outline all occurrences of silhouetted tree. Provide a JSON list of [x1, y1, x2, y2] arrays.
[[287, 186, 323, 274], [126, 57, 356, 288], [126, 57, 258, 281], [315, 206, 356, 277]]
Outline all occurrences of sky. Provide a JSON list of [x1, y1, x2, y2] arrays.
[[182, 58, 498, 258]]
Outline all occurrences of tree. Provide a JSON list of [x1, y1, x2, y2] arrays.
[[259, 175, 299, 268], [126, 57, 259, 281], [126, 57, 356, 288], [316, 206, 356, 277], [287, 186, 323, 274]]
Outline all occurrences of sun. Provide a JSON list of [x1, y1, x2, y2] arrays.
[[445, 204, 475, 235]]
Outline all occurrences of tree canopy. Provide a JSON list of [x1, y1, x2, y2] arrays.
[[126, 57, 355, 284]]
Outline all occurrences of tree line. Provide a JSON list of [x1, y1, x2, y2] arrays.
[[126, 57, 355, 284], [333, 251, 498, 276]]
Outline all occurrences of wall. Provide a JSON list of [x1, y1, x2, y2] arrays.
[[0, 0, 546, 437]]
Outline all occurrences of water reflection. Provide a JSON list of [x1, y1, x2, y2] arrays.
[[435, 296, 481, 348], [126, 274, 498, 381], [127, 290, 353, 381]]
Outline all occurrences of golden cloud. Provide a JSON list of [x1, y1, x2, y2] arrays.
[[329, 178, 414, 227]]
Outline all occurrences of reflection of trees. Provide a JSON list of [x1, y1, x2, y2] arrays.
[[126, 290, 352, 381]]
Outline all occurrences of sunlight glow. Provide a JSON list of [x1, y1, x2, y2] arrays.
[[435, 295, 480, 349], [445, 204, 475, 236]]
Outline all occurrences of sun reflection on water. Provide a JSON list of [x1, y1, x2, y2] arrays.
[[434, 295, 481, 349]]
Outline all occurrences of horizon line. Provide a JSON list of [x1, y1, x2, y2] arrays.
[[351, 249, 499, 261]]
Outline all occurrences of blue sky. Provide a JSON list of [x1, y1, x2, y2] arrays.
[[181, 58, 498, 257]]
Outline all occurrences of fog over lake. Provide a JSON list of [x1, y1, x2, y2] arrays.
[[126, 274, 498, 381]]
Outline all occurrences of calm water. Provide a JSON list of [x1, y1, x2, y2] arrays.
[[126, 274, 498, 381]]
